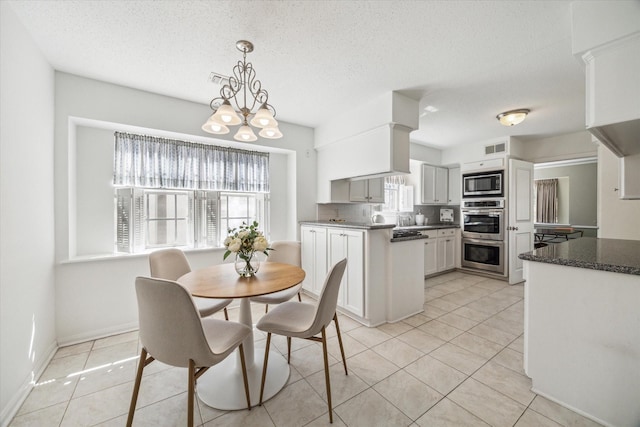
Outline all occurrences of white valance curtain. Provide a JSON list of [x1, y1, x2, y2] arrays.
[[113, 132, 270, 192], [535, 179, 558, 223]]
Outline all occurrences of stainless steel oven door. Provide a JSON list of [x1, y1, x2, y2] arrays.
[[462, 209, 504, 240], [462, 238, 505, 274]]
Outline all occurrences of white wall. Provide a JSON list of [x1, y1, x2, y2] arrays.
[[521, 131, 597, 163], [0, 4, 57, 424], [535, 163, 598, 226], [440, 136, 510, 166], [53, 73, 315, 344], [598, 145, 640, 240], [409, 142, 442, 164]]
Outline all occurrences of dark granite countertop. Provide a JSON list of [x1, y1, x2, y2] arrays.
[[299, 220, 395, 230], [519, 237, 640, 276]]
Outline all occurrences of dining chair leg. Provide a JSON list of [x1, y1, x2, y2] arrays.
[[265, 304, 269, 313], [223, 307, 229, 321], [259, 333, 272, 405], [333, 313, 348, 375], [321, 327, 333, 423], [287, 337, 292, 364], [126, 348, 148, 427], [297, 292, 302, 302], [238, 344, 252, 410], [188, 359, 195, 427]]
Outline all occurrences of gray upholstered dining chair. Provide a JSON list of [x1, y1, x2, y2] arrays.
[[250, 241, 303, 312], [149, 248, 232, 319], [256, 258, 348, 423], [127, 276, 251, 427]]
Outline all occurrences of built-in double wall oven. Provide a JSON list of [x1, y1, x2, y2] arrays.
[[461, 198, 505, 275]]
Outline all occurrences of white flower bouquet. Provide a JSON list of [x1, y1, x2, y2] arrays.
[[223, 221, 272, 276]]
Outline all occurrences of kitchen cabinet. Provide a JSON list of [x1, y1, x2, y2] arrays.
[[423, 228, 458, 277], [421, 164, 448, 204], [328, 229, 365, 317], [350, 178, 384, 203], [447, 167, 461, 205], [421, 230, 438, 276], [437, 228, 457, 273], [389, 239, 424, 321], [300, 226, 327, 296], [461, 157, 505, 173]]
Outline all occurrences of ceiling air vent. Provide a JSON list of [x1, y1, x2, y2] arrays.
[[485, 142, 506, 155], [208, 72, 230, 86]]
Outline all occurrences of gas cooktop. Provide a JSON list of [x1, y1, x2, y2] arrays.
[[392, 229, 421, 238]]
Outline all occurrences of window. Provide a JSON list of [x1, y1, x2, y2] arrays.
[[145, 191, 192, 248], [115, 188, 268, 253], [219, 192, 267, 245], [113, 132, 270, 253], [381, 176, 413, 212]]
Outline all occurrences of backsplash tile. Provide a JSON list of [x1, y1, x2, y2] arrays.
[[317, 203, 459, 226]]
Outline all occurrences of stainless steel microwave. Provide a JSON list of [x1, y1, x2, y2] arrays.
[[462, 170, 503, 198]]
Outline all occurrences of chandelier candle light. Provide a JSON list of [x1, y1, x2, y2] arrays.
[[223, 221, 272, 277], [202, 40, 283, 142]]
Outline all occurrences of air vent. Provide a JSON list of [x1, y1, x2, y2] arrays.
[[208, 72, 230, 85], [484, 142, 507, 155]]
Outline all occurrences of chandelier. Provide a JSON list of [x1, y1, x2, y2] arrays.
[[202, 40, 283, 142]]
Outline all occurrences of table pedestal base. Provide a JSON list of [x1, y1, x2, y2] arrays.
[[196, 346, 289, 410]]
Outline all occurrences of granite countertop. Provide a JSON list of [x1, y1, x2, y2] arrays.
[[519, 237, 640, 276], [299, 220, 395, 230], [299, 220, 460, 234]]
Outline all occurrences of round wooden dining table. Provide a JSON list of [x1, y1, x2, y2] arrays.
[[179, 262, 305, 410]]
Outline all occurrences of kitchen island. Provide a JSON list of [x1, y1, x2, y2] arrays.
[[298, 220, 459, 325], [519, 238, 640, 427]]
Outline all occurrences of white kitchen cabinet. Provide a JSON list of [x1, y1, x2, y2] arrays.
[[389, 239, 424, 321], [420, 230, 438, 277], [328, 228, 365, 317], [300, 225, 327, 296], [448, 167, 461, 205], [423, 239, 438, 276], [423, 228, 458, 277], [461, 157, 505, 173], [350, 178, 384, 203], [422, 164, 448, 204], [437, 228, 457, 272]]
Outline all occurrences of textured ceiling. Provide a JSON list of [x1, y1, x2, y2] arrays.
[[7, 0, 588, 148]]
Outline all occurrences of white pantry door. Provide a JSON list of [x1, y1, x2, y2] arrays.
[[508, 159, 534, 284]]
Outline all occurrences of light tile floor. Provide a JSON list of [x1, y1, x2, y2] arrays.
[[9, 271, 603, 427]]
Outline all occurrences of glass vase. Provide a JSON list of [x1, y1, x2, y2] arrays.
[[234, 252, 260, 277]]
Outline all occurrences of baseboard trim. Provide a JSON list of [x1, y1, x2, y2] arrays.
[[56, 321, 139, 347], [530, 387, 614, 427], [1, 340, 57, 427]]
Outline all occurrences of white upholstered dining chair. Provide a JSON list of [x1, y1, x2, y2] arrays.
[[250, 241, 303, 312], [128, 276, 251, 427], [256, 258, 348, 423], [149, 248, 232, 319]]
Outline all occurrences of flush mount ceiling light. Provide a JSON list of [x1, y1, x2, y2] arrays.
[[202, 40, 282, 142], [497, 109, 530, 126]]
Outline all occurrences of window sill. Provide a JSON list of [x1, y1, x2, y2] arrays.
[[60, 246, 226, 264]]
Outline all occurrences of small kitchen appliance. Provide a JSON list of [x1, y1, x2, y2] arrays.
[[462, 170, 503, 198], [440, 208, 454, 223]]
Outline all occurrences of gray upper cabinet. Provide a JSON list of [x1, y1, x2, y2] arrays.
[[350, 178, 384, 203], [422, 164, 448, 204], [448, 167, 461, 205]]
